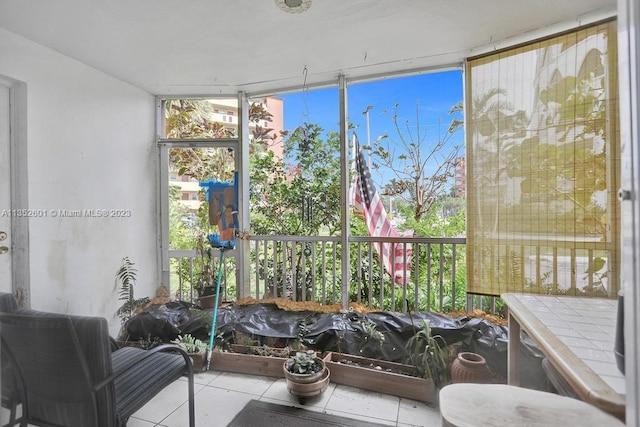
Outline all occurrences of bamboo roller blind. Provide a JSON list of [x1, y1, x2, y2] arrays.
[[465, 20, 620, 298]]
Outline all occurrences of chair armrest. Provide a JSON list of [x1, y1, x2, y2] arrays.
[[109, 337, 120, 352]]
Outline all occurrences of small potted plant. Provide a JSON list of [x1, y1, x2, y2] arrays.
[[283, 350, 330, 403], [193, 238, 222, 310], [171, 334, 209, 373]]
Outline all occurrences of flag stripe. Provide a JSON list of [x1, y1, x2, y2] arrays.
[[350, 135, 412, 285]]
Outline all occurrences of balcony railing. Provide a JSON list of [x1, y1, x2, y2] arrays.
[[169, 235, 469, 314], [169, 233, 614, 317]]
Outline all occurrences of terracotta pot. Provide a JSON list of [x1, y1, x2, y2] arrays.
[[450, 352, 492, 384], [197, 294, 217, 310]]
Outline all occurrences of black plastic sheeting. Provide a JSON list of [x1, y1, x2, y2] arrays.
[[121, 301, 548, 389], [121, 301, 211, 342]]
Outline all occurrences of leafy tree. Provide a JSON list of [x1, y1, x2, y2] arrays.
[[250, 123, 342, 236], [249, 123, 344, 301]]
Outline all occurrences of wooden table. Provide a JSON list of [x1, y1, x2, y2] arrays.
[[440, 384, 624, 427], [502, 293, 625, 421]]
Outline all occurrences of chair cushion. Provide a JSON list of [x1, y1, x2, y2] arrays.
[[112, 346, 188, 423]]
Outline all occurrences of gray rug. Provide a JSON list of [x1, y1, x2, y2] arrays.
[[227, 399, 389, 427]]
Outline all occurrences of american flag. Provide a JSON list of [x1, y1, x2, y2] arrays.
[[350, 135, 412, 285]]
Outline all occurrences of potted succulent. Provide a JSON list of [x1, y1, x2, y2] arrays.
[[171, 334, 209, 373], [283, 350, 330, 403]]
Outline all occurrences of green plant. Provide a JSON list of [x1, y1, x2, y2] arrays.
[[405, 320, 450, 389], [171, 334, 208, 354], [285, 350, 323, 375], [293, 317, 313, 350], [250, 345, 292, 357], [137, 335, 163, 350], [116, 257, 149, 325], [357, 320, 386, 358]]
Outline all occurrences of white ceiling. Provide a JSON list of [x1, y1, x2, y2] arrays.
[[0, 0, 617, 96]]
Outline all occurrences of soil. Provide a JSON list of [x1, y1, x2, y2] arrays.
[[235, 296, 373, 313], [332, 357, 419, 377], [446, 308, 507, 326]]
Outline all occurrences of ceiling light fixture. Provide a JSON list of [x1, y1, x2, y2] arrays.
[[275, 0, 312, 14]]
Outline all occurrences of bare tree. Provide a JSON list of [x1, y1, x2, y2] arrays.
[[370, 101, 463, 222]]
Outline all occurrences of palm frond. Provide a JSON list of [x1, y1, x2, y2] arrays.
[[116, 257, 147, 324]]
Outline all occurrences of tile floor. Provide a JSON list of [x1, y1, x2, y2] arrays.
[[127, 369, 443, 426]]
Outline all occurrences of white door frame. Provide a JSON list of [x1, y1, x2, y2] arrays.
[[0, 76, 29, 308], [617, 0, 640, 424], [154, 96, 245, 294]]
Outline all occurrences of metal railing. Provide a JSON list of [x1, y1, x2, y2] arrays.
[[169, 235, 469, 314], [169, 248, 237, 304], [169, 234, 613, 317]]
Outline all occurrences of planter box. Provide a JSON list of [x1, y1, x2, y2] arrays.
[[209, 345, 293, 378], [209, 347, 437, 404], [189, 352, 207, 373], [324, 352, 437, 404]]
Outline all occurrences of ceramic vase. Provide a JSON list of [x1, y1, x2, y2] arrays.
[[450, 352, 492, 384]]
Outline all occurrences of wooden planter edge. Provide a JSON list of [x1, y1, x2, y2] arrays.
[[210, 347, 436, 404], [209, 345, 293, 378], [323, 352, 437, 404]]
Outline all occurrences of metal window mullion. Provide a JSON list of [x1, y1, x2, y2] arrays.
[[300, 241, 306, 302], [570, 247, 577, 295], [427, 243, 432, 312], [311, 243, 317, 302], [285, 241, 291, 300], [451, 244, 457, 312], [356, 243, 363, 304], [439, 243, 444, 311], [413, 243, 419, 312], [321, 241, 327, 303], [332, 243, 338, 304], [536, 246, 542, 294], [368, 242, 373, 309]]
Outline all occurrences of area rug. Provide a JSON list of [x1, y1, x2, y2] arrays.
[[227, 399, 390, 427]]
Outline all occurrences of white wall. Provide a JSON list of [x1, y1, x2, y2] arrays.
[[0, 28, 158, 335]]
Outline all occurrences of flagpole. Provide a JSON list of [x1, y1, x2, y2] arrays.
[[351, 133, 356, 165], [362, 105, 373, 169]]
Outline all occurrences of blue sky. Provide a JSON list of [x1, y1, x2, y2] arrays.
[[277, 70, 464, 186]]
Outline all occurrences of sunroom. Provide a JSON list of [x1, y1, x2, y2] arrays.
[[0, 0, 638, 425]]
